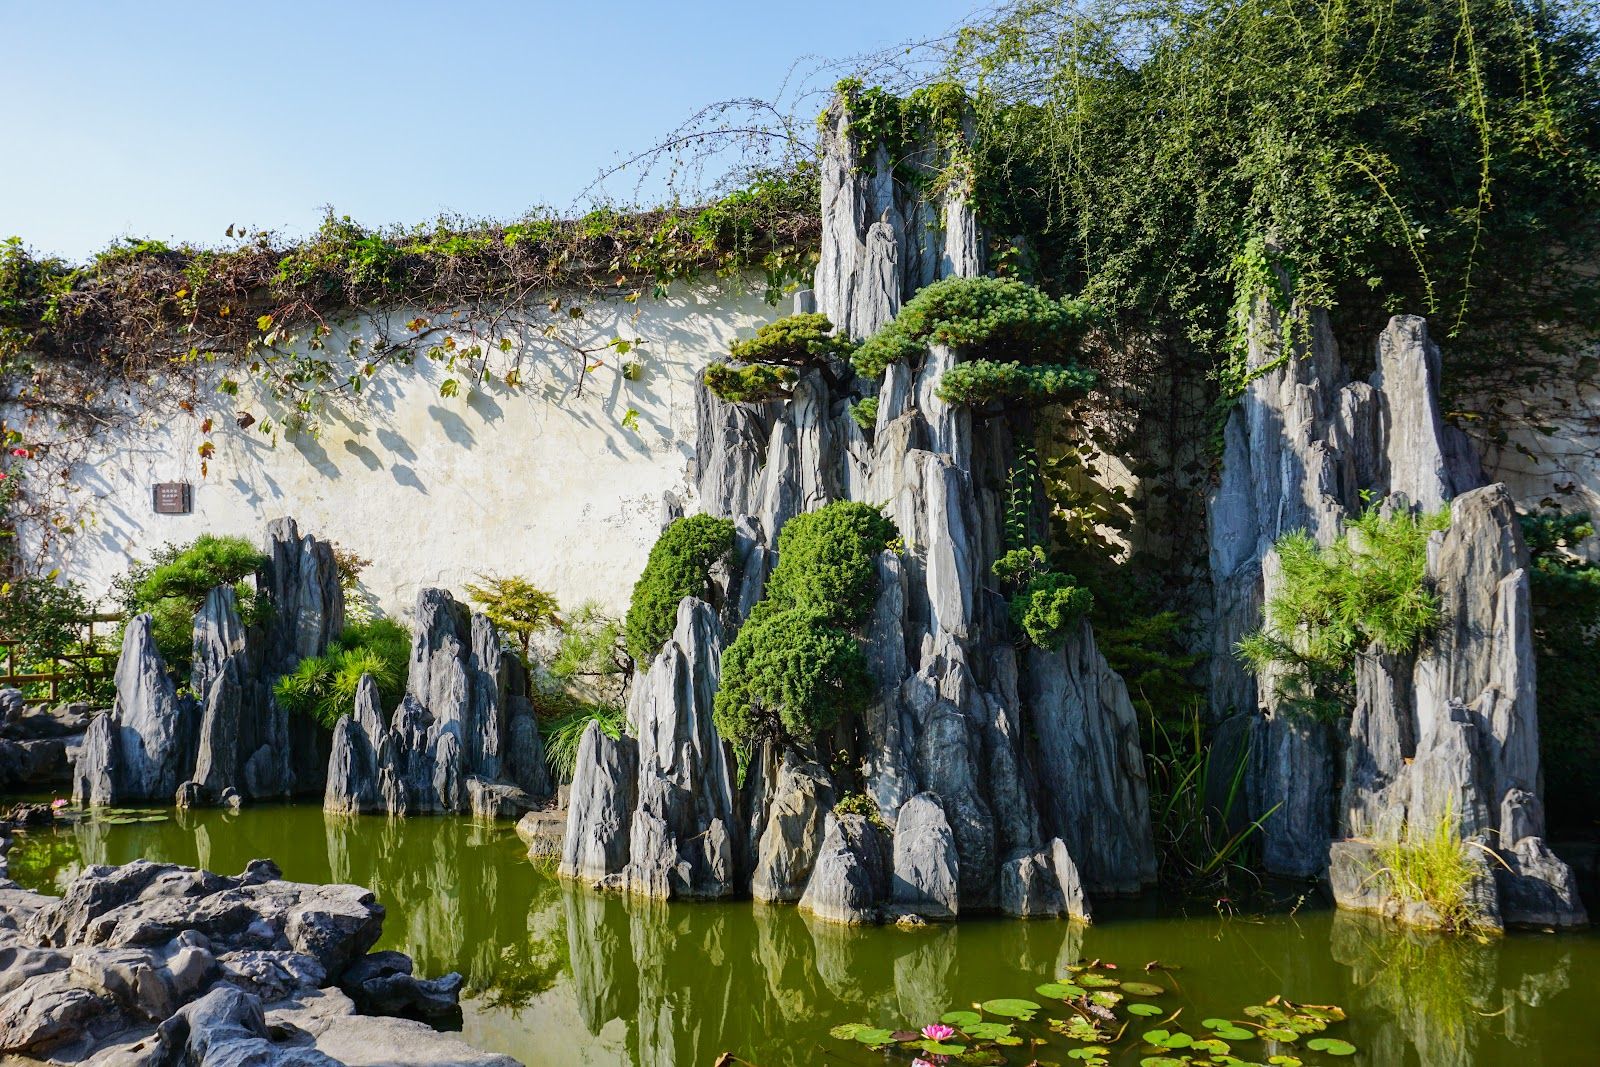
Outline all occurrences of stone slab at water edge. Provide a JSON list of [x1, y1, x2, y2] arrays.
[[0, 839, 517, 1067]]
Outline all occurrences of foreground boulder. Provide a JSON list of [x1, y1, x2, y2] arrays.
[[0, 848, 505, 1067]]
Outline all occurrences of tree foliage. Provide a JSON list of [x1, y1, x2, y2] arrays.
[[713, 501, 897, 757], [273, 618, 412, 729], [464, 574, 563, 658], [1238, 505, 1450, 719], [116, 534, 270, 674], [947, 0, 1600, 426], [704, 312, 852, 403], [624, 514, 736, 663], [992, 545, 1094, 649]]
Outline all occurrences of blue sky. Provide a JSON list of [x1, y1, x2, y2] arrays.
[[2, 1, 981, 262]]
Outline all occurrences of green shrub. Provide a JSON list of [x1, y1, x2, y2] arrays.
[[848, 395, 878, 430], [464, 574, 562, 659], [713, 501, 898, 759], [273, 618, 411, 729], [1520, 510, 1600, 830], [1238, 505, 1449, 719], [933, 359, 1096, 408], [761, 502, 898, 628], [0, 576, 115, 703], [701, 361, 796, 403], [712, 604, 871, 758], [624, 514, 736, 663], [728, 312, 853, 367], [833, 791, 889, 830], [992, 545, 1093, 650], [851, 276, 1097, 378], [114, 535, 271, 675], [134, 534, 266, 608], [548, 600, 630, 707]]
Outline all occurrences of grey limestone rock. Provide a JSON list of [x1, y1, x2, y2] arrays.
[[798, 814, 890, 925], [890, 792, 959, 920], [559, 720, 638, 886], [751, 753, 836, 903], [999, 848, 1065, 918]]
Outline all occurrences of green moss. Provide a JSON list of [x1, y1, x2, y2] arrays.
[[273, 618, 411, 729], [624, 514, 736, 663], [851, 275, 1097, 382], [1238, 505, 1449, 720]]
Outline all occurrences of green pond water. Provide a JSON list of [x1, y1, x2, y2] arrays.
[[6, 804, 1598, 1067]]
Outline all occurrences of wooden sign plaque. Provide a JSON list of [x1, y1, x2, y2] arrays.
[[152, 482, 193, 515]]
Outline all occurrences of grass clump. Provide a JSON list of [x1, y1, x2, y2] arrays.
[[273, 618, 411, 729], [1238, 505, 1448, 719], [1372, 809, 1496, 936], [624, 514, 736, 663], [537, 698, 629, 784]]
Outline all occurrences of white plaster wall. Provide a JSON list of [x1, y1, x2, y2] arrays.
[[19, 281, 782, 622]]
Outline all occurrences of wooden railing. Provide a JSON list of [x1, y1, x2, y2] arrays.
[[0, 613, 122, 706]]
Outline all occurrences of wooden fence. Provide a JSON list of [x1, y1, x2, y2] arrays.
[[0, 613, 122, 706]]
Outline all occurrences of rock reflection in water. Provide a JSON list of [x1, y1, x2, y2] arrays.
[[20, 806, 1596, 1067], [1330, 911, 1577, 1067]]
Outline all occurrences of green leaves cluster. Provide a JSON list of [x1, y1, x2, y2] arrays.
[[992, 545, 1092, 650], [852, 276, 1097, 379], [1238, 506, 1449, 720], [713, 501, 896, 757], [464, 573, 563, 659], [1520, 510, 1600, 829], [273, 618, 411, 729], [116, 534, 271, 673], [934, 359, 1095, 408], [948, 0, 1600, 428], [624, 515, 736, 663], [703, 312, 851, 403]]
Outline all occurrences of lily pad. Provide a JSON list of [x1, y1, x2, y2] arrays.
[[1126, 1002, 1165, 1017], [1305, 1037, 1357, 1056], [1139, 1058, 1186, 1067], [1141, 1029, 1193, 1049], [1120, 981, 1166, 996], [919, 1039, 966, 1054], [942, 1010, 983, 1027], [827, 1023, 865, 1040], [1036, 982, 1087, 999], [1078, 972, 1120, 987], [965, 1022, 1012, 1040], [1089, 990, 1124, 1007], [1259, 1027, 1300, 1042], [1299, 1004, 1347, 1022], [851, 1027, 895, 1045], [981, 998, 1041, 1019]]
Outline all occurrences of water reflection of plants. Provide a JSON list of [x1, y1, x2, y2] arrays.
[[826, 959, 1356, 1065]]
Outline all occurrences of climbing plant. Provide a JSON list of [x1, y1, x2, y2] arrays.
[[1520, 509, 1600, 830]]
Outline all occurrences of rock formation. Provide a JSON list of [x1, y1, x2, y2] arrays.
[[322, 588, 551, 817], [0, 846, 506, 1067], [1208, 299, 1584, 927], [561, 90, 1156, 919], [72, 518, 344, 809]]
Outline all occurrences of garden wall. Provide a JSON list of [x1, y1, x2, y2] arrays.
[[12, 280, 782, 621]]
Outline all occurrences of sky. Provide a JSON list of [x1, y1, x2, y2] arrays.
[[1, 1, 982, 262]]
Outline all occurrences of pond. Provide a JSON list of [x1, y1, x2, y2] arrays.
[[6, 804, 1598, 1067]]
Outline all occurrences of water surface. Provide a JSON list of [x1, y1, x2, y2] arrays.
[[7, 805, 1597, 1066]]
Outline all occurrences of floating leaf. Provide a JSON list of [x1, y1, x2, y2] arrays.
[[1078, 973, 1120, 987], [942, 1010, 982, 1027], [1036, 982, 1087, 999], [1267, 1056, 1304, 1067], [1192, 1037, 1231, 1054], [1121, 981, 1166, 997], [920, 1039, 966, 1054], [828, 1023, 864, 1040], [1141, 1029, 1193, 1049], [1287, 1014, 1327, 1034], [1089, 990, 1123, 1007], [981, 998, 1041, 1019], [1305, 1037, 1357, 1056], [965, 1022, 1012, 1040], [851, 1027, 895, 1046], [1127, 1002, 1165, 1017], [1139, 1058, 1185, 1067], [1260, 1027, 1300, 1042], [1299, 1004, 1347, 1022]]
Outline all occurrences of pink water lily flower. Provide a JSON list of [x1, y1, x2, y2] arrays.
[[920, 1023, 956, 1041], [912, 1060, 934, 1067], [51, 798, 68, 809]]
